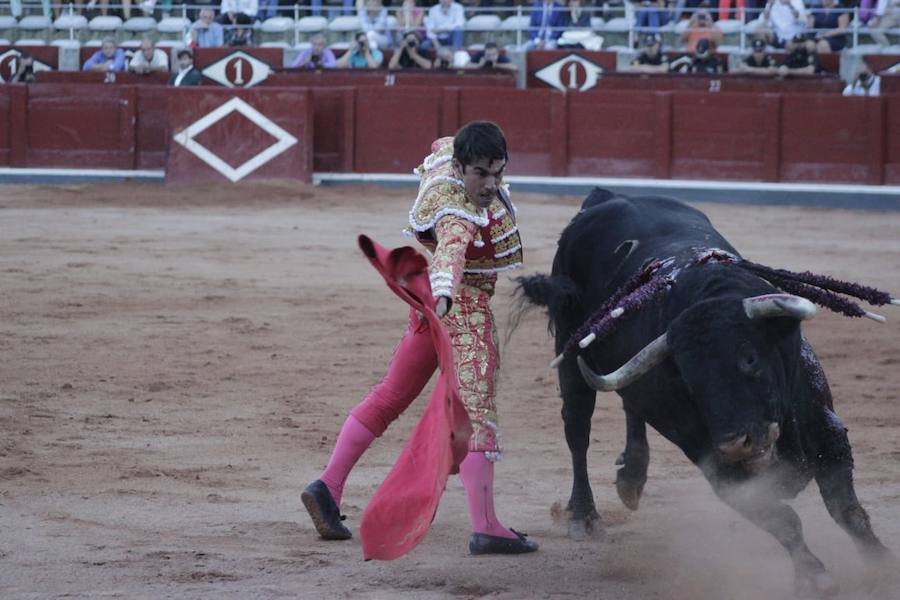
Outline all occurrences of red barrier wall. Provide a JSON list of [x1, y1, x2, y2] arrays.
[[0, 83, 897, 185]]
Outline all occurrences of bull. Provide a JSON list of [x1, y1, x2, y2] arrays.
[[517, 189, 896, 595]]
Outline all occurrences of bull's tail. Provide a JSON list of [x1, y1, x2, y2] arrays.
[[507, 274, 580, 342]]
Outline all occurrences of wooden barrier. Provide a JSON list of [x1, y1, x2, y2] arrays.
[[0, 83, 897, 185]]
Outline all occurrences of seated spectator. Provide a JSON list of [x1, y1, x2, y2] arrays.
[[425, 0, 465, 51], [11, 51, 36, 83], [291, 34, 338, 68], [397, 0, 426, 40], [360, 0, 394, 48], [467, 42, 518, 72], [759, 0, 808, 47], [858, 0, 877, 24], [808, 0, 848, 53], [735, 37, 777, 73], [672, 37, 723, 73], [129, 36, 169, 74], [192, 8, 226, 48], [680, 10, 723, 53], [337, 31, 385, 68], [388, 31, 432, 69], [218, 0, 257, 46], [636, 0, 670, 34], [777, 33, 820, 75], [626, 33, 670, 73], [169, 49, 202, 86], [869, 0, 900, 48], [842, 60, 881, 96], [83, 37, 127, 73], [528, 0, 565, 49], [561, 0, 591, 29]]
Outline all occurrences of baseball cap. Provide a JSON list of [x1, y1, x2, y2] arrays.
[[696, 38, 711, 54], [752, 38, 765, 51], [641, 33, 659, 47]]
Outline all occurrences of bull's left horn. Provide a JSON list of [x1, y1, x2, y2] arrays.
[[743, 294, 817, 321], [576, 333, 670, 392]]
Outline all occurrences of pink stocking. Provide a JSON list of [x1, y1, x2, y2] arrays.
[[459, 451, 517, 539], [319, 414, 376, 507]]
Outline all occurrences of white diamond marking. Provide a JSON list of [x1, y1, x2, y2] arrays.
[[172, 97, 298, 183]]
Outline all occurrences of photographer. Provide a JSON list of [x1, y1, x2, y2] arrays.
[[467, 42, 517, 72], [625, 34, 670, 73], [11, 51, 36, 84], [291, 35, 337, 70], [388, 31, 432, 70], [337, 32, 384, 69], [842, 60, 881, 96]]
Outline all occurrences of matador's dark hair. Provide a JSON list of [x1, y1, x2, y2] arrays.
[[453, 121, 508, 167]]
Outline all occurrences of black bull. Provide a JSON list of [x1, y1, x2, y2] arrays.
[[516, 189, 893, 594]]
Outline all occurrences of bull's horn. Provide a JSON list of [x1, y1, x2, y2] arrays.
[[743, 294, 817, 321], [576, 333, 669, 392], [891, 298, 900, 306]]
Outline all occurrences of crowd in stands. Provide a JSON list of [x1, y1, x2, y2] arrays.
[[2, 0, 896, 92]]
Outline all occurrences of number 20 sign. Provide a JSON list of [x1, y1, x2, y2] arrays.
[[534, 53, 604, 93]]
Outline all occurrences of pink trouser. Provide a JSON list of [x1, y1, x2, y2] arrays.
[[719, 0, 745, 21], [351, 286, 501, 455]]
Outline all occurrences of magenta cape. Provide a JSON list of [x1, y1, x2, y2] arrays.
[[357, 235, 472, 561]]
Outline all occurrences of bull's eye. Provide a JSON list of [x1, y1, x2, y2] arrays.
[[739, 351, 760, 375]]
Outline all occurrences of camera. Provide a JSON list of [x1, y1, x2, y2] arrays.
[[859, 72, 870, 82]]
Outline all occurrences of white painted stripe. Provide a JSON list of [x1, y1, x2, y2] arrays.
[[0, 167, 165, 178], [313, 172, 900, 197]]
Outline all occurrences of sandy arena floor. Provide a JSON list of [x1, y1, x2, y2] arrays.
[[1, 181, 899, 600]]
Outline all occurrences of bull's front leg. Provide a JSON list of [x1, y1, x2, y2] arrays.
[[559, 356, 599, 540], [814, 408, 894, 564], [712, 477, 837, 598], [616, 411, 649, 510]]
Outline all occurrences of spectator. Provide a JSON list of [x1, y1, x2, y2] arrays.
[[626, 33, 670, 73], [468, 42, 518, 71], [360, 0, 394, 48], [169, 49, 202, 86], [718, 0, 746, 21], [218, 0, 258, 45], [561, 0, 591, 29], [842, 60, 881, 96], [636, 0, 670, 34], [425, 0, 465, 51], [337, 31, 384, 68], [672, 37, 723, 73], [83, 37, 127, 73], [869, 0, 900, 48], [11, 51, 36, 83], [777, 33, 819, 75], [528, 0, 565, 49], [760, 0, 808, 47], [192, 8, 226, 48], [388, 31, 432, 69], [735, 37, 777, 73], [808, 0, 849, 53], [129, 36, 169, 74], [859, 0, 878, 24], [397, 0, 426, 40], [259, 0, 278, 20], [290, 34, 338, 68], [681, 10, 723, 53]]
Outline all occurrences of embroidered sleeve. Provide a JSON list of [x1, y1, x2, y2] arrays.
[[430, 216, 477, 301]]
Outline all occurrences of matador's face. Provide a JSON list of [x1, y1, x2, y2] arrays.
[[455, 157, 506, 209]]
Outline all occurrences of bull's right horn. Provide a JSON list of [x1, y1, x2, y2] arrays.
[[743, 294, 817, 321], [576, 333, 670, 392]]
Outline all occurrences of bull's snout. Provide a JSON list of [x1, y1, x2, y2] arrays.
[[717, 422, 780, 465]]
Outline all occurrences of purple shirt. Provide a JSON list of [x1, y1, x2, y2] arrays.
[[289, 48, 337, 69], [83, 48, 127, 72]]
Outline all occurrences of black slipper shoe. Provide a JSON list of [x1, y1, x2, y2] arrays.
[[301, 480, 352, 540], [469, 528, 538, 555]]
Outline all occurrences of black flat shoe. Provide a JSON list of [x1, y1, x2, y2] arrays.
[[301, 480, 352, 540], [469, 528, 538, 555]]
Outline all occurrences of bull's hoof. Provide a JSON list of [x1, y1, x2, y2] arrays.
[[567, 512, 601, 541], [615, 475, 645, 511], [794, 571, 839, 598]]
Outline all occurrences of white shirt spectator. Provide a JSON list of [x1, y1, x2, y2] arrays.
[[221, 0, 258, 18], [767, 0, 808, 43], [425, 1, 465, 41], [843, 75, 881, 96], [129, 48, 169, 71], [874, 0, 900, 17]]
